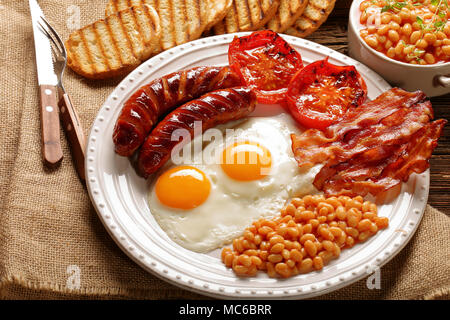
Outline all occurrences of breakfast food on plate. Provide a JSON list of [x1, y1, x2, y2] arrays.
[[109, 30, 445, 277], [286, 0, 337, 38], [204, 0, 234, 31], [113, 66, 241, 157], [213, 0, 281, 34], [358, 0, 450, 65], [221, 194, 389, 277], [137, 87, 257, 178], [148, 114, 322, 252], [228, 30, 304, 104], [66, 5, 161, 79], [290, 88, 447, 197], [265, 0, 309, 32], [285, 58, 367, 130], [105, 0, 210, 52]]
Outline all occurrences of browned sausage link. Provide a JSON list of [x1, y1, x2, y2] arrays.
[[137, 87, 257, 178], [112, 66, 242, 156]]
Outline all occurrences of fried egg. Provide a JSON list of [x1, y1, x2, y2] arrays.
[[148, 114, 321, 253]]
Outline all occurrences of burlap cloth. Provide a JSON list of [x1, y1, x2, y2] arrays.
[[0, 0, 449, 300]]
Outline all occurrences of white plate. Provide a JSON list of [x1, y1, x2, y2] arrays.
[[86, 33, 429, 299]]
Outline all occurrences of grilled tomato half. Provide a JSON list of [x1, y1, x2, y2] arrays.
[[228, 30, 304, 104], [286, 58, 367, 130]]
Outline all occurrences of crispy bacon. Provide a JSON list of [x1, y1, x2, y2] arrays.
[[291, 87, 447, 197]]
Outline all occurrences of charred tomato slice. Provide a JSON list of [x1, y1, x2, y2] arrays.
[[228, 30, 304, 104], [286, 58, 368, 130]]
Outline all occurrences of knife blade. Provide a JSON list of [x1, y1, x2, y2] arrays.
[[29, 0, 63, 167]]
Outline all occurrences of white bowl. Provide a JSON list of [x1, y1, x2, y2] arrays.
[[348, 0, 450, 97]]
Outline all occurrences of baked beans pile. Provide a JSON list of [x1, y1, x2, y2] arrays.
[[221, 195, 389, 278], [359, 0, 450, 65]]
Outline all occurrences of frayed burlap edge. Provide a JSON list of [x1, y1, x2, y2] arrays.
[[1, 273, 448, 300], [0, 274, 207, 300]]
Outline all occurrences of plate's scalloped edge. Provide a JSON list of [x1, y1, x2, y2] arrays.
[[85, 33, 429, 299]]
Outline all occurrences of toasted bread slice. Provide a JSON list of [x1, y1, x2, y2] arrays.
[[265, 0, 308, 33], [105, 0, 210, 51], [66, 5, 161, 79], [204, 0, 233, 31], [286, 0, 336, 38], [213, 0, 280, 35]]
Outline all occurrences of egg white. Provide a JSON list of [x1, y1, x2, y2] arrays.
[[148, 114, 321, 253]]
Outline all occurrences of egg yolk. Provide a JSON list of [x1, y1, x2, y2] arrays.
[[155, 166, 211, 210], [221, 141, 272, 181]]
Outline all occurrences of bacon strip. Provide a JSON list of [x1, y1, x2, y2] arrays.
[[291, 88, 447, 197]]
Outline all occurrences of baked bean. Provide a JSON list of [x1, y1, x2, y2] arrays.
[[318, 202, 334, 214], [346, 227, 359, 239], [410, 31, 421, 44], [223, 195, 388, 278], [322, 240, 335, 252], [402, 23, 412, 36], [381, 12, 392, 24], [304, 240, 317, 257], [313, 256, 324, 270], [443, 45, 450, 56], [303, 223, 313, 234], [266, 262, 276, 278], [300, 233, 316, 244], [363, 211, 376, 221], [390, 21, 401, 31], [318, 251, 334, 264], [365, 35, 378, 48], [357, 219, 372, 232], [346, 236, 355, 248], [337, 221, 347, 230], [388, 30, 400, 42], [359, 1, 450, 64], [326, 197, 342, 209], [282, 248, 291, 260], [290, 249, 303, 262], [375, 216, 389, 229], [424, 32, 437, 45], [399, 8, 411, 22], [286, 259, 296, 268], [369, 222, 378, 234], [268, 253, 283, 263], [299, 258, 313, 273], [270, 242, 284, 254], [377, 25, 390, 36], [336, 206, 347, 220], [358, 231, 371, 242], [238, 254, 252, 267], [291, 197, 304, 208], [416, 39, 428, 49], [319, 227, 335, 241]]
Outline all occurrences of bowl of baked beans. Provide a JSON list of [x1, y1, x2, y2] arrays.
[[348, 0, 450, 96]]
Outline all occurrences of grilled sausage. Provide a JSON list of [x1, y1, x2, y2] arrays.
[[137, 87, 257, 178], [113, 66, 242, 156]]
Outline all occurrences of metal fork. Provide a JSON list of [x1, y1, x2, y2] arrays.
[[38, 17, 86, 182]]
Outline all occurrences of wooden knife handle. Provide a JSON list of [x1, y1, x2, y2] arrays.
[[39, 85, 63, 167], [58, 89, 86, 182]]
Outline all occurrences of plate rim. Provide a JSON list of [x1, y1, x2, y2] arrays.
[[85, 32, 430, 299]]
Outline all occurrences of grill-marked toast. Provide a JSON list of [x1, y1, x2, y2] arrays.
[[66, 5, 161, 79], [286, 0, 336, 38], [265, 0, 308, 33], [213, 0, 280, 34], [105, 0, 229, 50]]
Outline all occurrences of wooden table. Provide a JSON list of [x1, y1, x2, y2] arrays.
[[307, 0, 450, 214]]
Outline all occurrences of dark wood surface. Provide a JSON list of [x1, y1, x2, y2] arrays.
[[306, 0, 449, 214]]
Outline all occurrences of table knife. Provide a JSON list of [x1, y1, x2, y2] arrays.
[[29, 0, 63, 167]]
